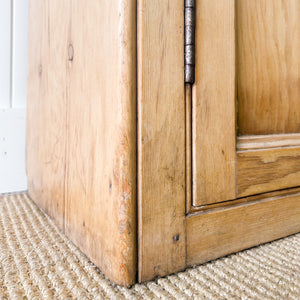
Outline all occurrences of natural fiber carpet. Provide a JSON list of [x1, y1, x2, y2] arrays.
[[0, 193, 299, 299]]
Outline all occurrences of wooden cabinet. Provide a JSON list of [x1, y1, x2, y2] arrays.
[[27, 0, 300, 286]]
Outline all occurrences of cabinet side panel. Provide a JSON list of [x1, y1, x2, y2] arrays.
[[65, 0, 136, 286], [137, 0, 186, 282], [26, 0, 70, 229], [27, 0, 136, 286], [192, 0, 237, 206]]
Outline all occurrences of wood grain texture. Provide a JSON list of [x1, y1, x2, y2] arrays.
[[65, 0, 136, 286], [27, 0, 136, 286], [187, 188, 300, 266], [237, 0, 300, 134], [237, 134, 300, 151], [238, 146, 300, 197], [192, 0, 236, 206], [27, 0, 70, 229], [137, 0, 186, 283]]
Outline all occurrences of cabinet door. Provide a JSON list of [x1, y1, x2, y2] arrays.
[[192, 0, 300, 206], [138, 0, 300, 283]]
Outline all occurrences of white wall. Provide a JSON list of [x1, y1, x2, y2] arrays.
[[0, 0, 28, 193]]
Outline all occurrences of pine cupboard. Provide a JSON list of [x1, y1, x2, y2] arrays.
[[26, 0, 300, 286]]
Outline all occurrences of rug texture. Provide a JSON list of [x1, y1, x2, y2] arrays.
[[0, 193, 299, 299]]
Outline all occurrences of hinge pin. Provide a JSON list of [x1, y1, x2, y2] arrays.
[[185, 0, 195, 84]]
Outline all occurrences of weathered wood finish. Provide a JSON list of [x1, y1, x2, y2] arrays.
[[187, 188, 300, 266], [237, 0, 300, 135], [65, 0, 137, 286], [238, 147, 300, 197], [27, 0, 300, 286], [27, 0, 137, 286], [27, 0, 70, 229], [192, 0, 236, 206], [137, 0, 186, 283]]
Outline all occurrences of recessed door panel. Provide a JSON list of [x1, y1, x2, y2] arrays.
[[237, 0, 300, 135]]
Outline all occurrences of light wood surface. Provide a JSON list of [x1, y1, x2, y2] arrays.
[[187, 188, 300, 266], [237, 0, 300, 134], [27, 0, 70, 229], [192, 0, 236, 206], [137, 0, 186, 283], [27, 0, 300, 285], [237, 134, 300, 150], [65, 0, 137, 286], [238, 146, 300, 197], [27, 0, 137, 286]]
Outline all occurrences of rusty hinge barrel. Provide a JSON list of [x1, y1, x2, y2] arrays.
[[185, 0, 195, 84]]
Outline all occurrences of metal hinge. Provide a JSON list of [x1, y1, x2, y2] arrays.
[[185, 0, 195, 84]]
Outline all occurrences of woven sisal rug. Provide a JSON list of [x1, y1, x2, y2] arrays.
[[0, 193, 299, 299]]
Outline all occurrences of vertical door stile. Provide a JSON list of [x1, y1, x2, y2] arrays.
[[191, 0, 237, 207]]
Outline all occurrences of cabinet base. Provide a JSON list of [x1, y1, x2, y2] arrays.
[[187, 188, 300, 266]]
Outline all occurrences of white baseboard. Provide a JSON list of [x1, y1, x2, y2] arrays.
[[0, 108, 27, 193]]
